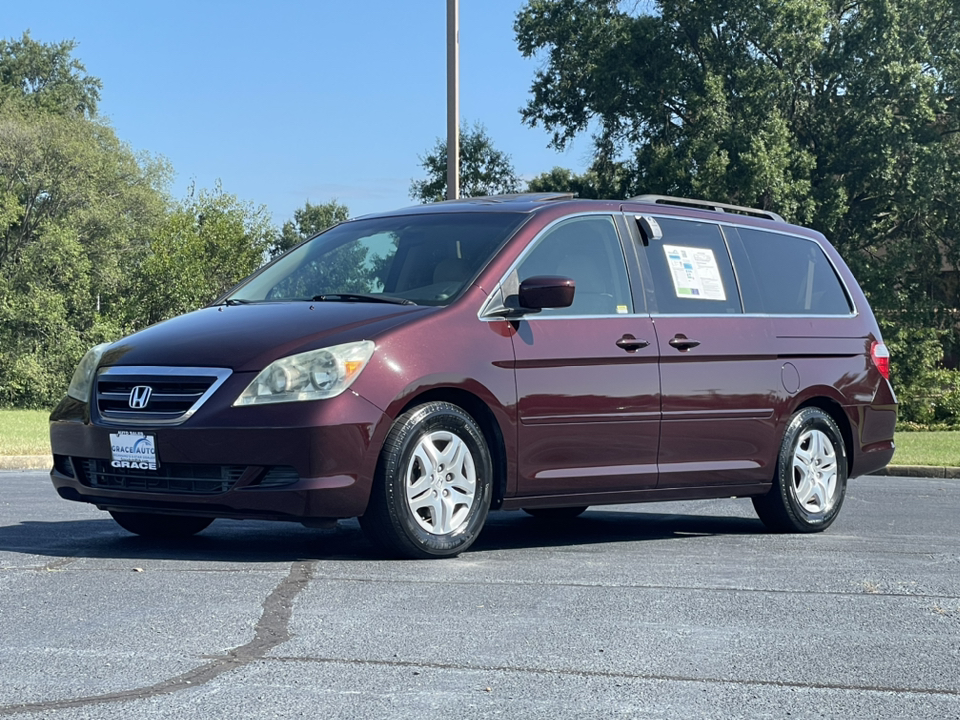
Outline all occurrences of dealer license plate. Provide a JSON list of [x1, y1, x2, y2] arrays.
[[109, 431, 159, 471]]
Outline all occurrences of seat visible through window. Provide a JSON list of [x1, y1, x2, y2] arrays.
[[517, 215, 632, 316]]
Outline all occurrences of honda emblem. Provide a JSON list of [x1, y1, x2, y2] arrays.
[[128, 385, 153, 410]]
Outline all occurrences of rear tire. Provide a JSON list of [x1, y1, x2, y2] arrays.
[[753, 407, 847, 533], [360, 402, 493, 559], [522, 506, 588, 520], [109, 511, 213, 538]]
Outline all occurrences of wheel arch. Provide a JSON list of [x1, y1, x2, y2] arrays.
[[397, 388, 508, 509]]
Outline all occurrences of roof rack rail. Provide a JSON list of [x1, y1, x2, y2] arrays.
[[500, 192, 576, 202], [628, 194, 784, 223], [435, 192, 576, 204]]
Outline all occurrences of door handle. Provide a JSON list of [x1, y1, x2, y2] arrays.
[[668, 335, 701, 351], [616, 335, 650, 352]]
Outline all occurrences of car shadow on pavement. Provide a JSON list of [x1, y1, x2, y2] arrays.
[[0, 517, 371, 563], [474, 508, 765, 552], [0, 507, 766, 563]]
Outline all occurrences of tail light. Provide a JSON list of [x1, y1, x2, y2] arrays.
[[871, 341, 890, 379]]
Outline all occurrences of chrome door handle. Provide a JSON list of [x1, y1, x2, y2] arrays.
[[668, 335, 701, 351], [616, 335, 650, 352]]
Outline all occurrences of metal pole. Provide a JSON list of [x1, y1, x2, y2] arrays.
[[446, 0, 459, 200]]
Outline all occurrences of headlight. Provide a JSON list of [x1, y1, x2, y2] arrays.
[[234, 340, 375, 406], [67, 343, 110, 402]]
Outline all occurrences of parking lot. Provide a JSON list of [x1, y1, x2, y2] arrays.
[[1, 470, 958, 719]]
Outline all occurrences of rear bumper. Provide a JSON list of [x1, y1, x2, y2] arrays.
[[849, 397, 898, 478], [848, 439, 896, 478]]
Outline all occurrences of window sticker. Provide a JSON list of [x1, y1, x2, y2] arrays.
[[663, 244, 727, 301]]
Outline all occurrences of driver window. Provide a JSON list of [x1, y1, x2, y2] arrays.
[[517, 215, 633, 316]]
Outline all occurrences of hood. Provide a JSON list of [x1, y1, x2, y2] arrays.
[[102, 302, 431, 373]]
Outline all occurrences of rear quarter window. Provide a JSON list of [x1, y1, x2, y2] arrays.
[[730, 228, 852, 315]]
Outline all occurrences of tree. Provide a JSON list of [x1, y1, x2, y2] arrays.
[[524, 164, 636, 198], [270, 199, 349, 258], [527, 166, 597, 197], [0, 33, 168, 407], [410, 122, 521, 203], [0, 98, 169, 408], [516, 0, 960, 424], [0, 33, 282, 409], [0, 31, 102, 117], [121, 186, 274, 328]]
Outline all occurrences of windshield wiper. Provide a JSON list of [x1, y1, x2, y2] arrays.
[[311, 293, 416, 306], [221, 298, 255, 306]]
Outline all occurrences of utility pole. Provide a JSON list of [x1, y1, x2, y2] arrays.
[[446, 0, 459, 200]]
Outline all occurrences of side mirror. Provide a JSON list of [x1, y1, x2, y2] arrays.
[[518, 275, 575, 310]]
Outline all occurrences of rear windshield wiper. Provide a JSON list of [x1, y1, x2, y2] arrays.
[[311, 293, 416, 306]]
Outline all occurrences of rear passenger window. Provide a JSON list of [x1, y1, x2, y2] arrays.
[[644, 218, 742, 314], [732, 228, 852, 315]]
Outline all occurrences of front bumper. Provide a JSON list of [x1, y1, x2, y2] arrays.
[[49, 389, 390, 521]]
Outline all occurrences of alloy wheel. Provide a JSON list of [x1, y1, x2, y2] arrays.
[[404, 430, 477, 535], [790, 428, 838, 518]]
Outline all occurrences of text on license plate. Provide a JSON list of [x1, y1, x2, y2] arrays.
[[109, 431, 159, 470]]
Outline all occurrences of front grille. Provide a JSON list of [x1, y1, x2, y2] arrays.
[[79, 459, 246, 494], [75, 460, 300, 494], [95, 366, 231, 425]]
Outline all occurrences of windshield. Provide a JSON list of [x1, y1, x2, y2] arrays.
[[226, 212, 527, 306]]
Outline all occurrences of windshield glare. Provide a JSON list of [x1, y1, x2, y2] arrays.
[[228, 213, 526, 307]]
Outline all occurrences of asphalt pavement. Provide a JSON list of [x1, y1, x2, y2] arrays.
[[0, 470, 958, 719]]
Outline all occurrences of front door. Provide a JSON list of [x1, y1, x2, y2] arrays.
[[507, 215, 661, 496]]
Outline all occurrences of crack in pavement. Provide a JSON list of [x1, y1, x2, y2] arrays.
[[0, 560, 316, 717], [0, 558, 77, 573], [308, 574, 960, 601], [268, 655, 960, 698], [40, 557, 76, 572]]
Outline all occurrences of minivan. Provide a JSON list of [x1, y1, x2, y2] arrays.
[[49, 194, 897, 558]]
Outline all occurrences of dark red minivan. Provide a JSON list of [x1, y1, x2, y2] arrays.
[[49, 194, 897, 558]]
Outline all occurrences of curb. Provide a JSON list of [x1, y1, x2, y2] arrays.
[[0, 455, 52, 471], [870, 464, 960, 479]]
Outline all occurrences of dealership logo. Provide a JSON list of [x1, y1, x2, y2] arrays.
[[128, 385, 153, 409]]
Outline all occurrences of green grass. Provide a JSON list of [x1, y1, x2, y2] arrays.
[[892, 431, 960, 467], [0, 409, 51, 456], [0, 408, 957, 466]]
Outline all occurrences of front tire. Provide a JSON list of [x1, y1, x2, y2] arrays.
[[752, 407, 847, 533], [109, 511, 213, 538], [360, 402, 493, 559]]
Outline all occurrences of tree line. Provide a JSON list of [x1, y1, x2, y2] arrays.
[[4, 3, 960, 427], [0, 33, 348, 409]]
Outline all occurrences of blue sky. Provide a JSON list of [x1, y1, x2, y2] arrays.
[[4, 0, 594, 223]]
